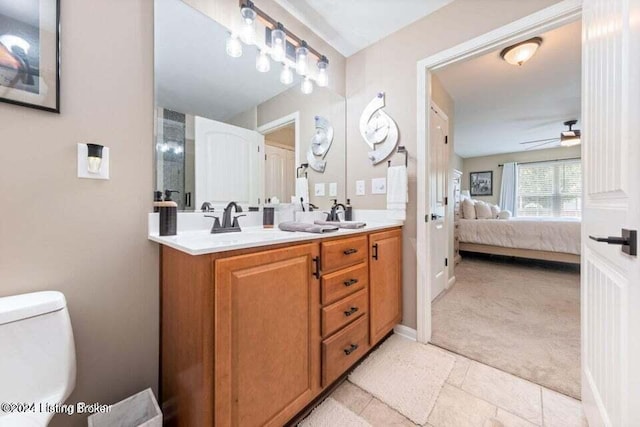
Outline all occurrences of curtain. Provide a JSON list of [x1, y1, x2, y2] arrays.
[[499, 162, 517, 214]]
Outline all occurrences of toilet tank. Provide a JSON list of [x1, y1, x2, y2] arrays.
[[0, 291, 76, 406]]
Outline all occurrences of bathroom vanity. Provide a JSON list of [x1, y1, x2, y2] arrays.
[[156, 225, 402, 426]]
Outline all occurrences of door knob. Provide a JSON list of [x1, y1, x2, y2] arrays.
[[431, 213, 443, 221], [589, 229, 637, 256]]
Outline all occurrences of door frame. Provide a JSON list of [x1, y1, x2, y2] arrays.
[[257, 111, 301, 185], [415, 0, 582, 344]]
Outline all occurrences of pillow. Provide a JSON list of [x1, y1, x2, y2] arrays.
[[490, 204, 501, 218], [462, 198, 476, 219], [475, 201, 493, 219], [498, 210, 512, 220]]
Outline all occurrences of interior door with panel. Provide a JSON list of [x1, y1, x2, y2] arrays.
[[214, 244, 320, 426], [264, 144, 295, 202], [429, 105, 449, 301], [581, 0, 640, 425], [369, 229, 402, 345], [195, 116, 264, 208]]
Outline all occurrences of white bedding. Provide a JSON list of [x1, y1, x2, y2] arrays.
[[458, 217, 581, 255]]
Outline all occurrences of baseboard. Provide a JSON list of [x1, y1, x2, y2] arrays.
[[447, 275, 456, 288], [393, 324, 417, 341]]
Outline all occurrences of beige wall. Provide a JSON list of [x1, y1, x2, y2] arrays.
[[345, 0, 562, 329], [453, 154, 464, 172], [183, 0, 346, 96], [257, 86, 346, 206], [461, 145, 582, 205], [0, 1, 157, 426]]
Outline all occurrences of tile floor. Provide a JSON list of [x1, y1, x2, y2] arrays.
[[304, 338, 587, 427]]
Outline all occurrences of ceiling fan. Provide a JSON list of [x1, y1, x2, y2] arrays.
[[519, 120, 581, 150]]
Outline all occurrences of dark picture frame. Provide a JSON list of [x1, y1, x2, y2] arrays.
[[470, 171, 493, 196], [0, 0, 60, 113]]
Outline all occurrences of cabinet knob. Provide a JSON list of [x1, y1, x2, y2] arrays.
[[343, 306, 359, 317], [343, 248, 358, 255], [343, 343, 359, 355], [343, 278, 358, 287]]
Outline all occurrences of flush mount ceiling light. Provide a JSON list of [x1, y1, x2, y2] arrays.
[[500, 37, 543, 66]]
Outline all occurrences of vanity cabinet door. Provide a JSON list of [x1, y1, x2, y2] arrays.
[[369, 229, 403, 345], [214, 243, 320, 427]]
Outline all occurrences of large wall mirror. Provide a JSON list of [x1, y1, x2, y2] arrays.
[[154, 0, 346, 211]]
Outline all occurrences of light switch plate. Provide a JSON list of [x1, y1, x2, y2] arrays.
[[356, 180, 365, 196], [371, 177, 387, 194], [77, 143, 110, 180], [315, 183, 326, 196], [329, 182, 337, 197]]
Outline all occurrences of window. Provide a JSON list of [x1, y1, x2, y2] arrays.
[[516, 159, 581, 217]]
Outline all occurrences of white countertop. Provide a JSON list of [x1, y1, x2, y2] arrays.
[[148, 222, 402, 256]]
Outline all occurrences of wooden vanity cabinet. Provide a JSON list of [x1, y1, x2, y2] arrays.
[[160, 227, 402, 427], [369, 229, 403, 345]]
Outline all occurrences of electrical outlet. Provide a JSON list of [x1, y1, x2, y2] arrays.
[[315, 183, 326, 196], [371, 177, 387, 194], [329, 182, 337, 197], [356, 180, 365, 196]]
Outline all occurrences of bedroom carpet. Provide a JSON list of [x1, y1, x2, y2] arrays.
[[431, 255, 581, 399]]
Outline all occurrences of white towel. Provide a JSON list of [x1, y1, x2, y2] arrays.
[[387, 165, 408, 220], [296, 177, 310, 204]]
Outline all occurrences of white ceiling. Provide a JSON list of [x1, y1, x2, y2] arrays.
[[435, 20, 582, 158], [272, 0, 454, 57], [155, 0, 301, 122]]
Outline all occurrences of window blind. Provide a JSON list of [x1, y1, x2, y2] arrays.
[[516, 159, 581, 217]]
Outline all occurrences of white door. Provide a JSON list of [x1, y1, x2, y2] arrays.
[[581, 0, 640, 426], [195, 117, 264, 208], [429, 104, 449, 301], [264, 144, 295, 202]]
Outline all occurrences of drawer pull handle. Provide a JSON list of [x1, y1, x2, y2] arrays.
[[343, 344, 359, 355], [343, 248, 358, 255], [343, 278, 359, 287], [372, 243, 379, 260], [344, 306, 359, 317]]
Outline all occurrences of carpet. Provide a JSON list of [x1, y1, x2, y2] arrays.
[[349, 334, 455, 425], [431, 255, 581, 399], [299, 398, 371, 427]]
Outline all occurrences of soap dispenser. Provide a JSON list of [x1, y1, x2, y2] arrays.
[[345, 198, 353, 221], [155, 189, 179, 236]]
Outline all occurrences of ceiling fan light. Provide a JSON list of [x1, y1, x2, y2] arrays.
[[500, 37, 542, 66]]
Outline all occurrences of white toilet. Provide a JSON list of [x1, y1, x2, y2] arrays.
[[0, 291, 76, 426]]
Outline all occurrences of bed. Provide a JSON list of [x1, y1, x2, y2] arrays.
[[457, 217, 581, 264]]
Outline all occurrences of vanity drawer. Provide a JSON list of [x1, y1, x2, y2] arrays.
[[321, 263, 368, 305], [322, 289, 368, 338], [321, 236, 368, 273], [322, 314, 369, 386]]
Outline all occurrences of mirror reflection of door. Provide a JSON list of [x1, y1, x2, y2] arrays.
[[263, 123, 296, 203]]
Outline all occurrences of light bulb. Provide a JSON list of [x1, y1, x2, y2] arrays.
[[270, 24, 286, 62], [226, 34, 242, 58], [301, 77, 313, 94], [295, 42, 309, 75], [280, 64, 293, 84], [316, 56, 329, 87], [256, 49, 270, 73]]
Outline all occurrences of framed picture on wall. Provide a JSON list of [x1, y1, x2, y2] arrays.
[[470, 171, 493, 196], [0, 0, 60, 113]]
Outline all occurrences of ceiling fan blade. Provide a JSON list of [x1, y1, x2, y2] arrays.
[[525, 140, 559, 150], [520, 137, 560, 145]]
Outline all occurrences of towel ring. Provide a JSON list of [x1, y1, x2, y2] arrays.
[[388, 146, 408, 167]]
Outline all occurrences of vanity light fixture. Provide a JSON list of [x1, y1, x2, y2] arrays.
[[226, 33, 243, 58], [280, 63, 294, 84], [239, 1, 257, 44], [295, 41, 309, 75], [316, 56, 329, 87], [301, 76, 313, 94], [500, 37, 542, 66], [256, 49, 270, 72], [270, 23, 286, 62]]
